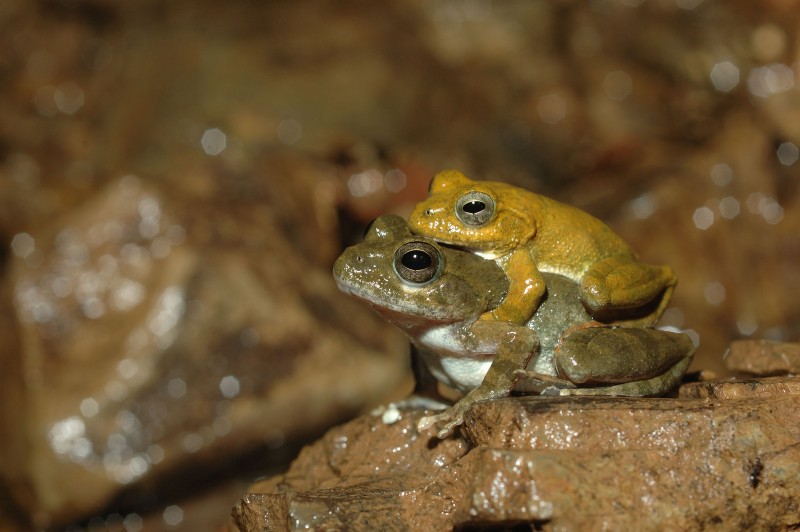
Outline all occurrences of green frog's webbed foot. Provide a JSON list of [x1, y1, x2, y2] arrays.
[[418, 381, 513, 438], [418, 407, 466, 439]]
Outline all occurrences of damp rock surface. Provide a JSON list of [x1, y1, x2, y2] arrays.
[[724, 339, 800, 376], [3, 176, 409, 527], [233, 371, 800, 531]]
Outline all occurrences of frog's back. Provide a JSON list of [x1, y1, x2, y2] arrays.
[[500, 184, 636, 279]]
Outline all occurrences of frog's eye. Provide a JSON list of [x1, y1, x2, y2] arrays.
[[394, 241, 442, 284], [455, 191, 495, 226]]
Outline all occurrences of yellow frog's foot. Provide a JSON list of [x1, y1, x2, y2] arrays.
[[581, 256, 677, 316], [478, 301, 535, 324], [477, 310, 501, 322]]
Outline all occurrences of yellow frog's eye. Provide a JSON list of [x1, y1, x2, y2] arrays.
[[456, 191, 495, 225], [394, 241, 442, 284]]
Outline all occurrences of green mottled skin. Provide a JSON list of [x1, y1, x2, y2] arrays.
[[334, 215, 694, 438]]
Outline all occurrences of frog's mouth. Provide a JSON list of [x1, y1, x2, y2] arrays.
[[369, 304, 461, 331]]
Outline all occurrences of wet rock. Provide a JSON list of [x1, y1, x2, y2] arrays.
[[233, 373, 800, 530], [3, 178, 407, 527], [724, 339, 800, 376]]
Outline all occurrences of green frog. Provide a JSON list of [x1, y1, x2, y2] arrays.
[[333, 215, 694, 438]]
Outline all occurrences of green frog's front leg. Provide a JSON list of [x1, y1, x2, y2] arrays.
[[553, 327, 694, 396], [418, 321, 539, 438]]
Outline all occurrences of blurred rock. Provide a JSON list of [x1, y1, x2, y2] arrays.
[[233, 371, 800, 530], [3, 176, 407, 527], [724, 339, 800, 375]]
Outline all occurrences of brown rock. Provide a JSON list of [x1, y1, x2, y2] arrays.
[[724, 339, 800, 376], [3, 178, 408, 527], [234, 375, 800, 530]]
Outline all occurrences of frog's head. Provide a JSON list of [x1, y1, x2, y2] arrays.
[[333, 215, 508, 329], [408, 170, 535, 255]]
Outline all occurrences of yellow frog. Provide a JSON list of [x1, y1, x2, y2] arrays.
[[408, 170, 677, 327]]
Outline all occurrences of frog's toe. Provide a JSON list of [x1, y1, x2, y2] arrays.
[[437, 418, 464, 439], [417, 410, 465, 438], [541, 386, 562, 396], [417, 414, 439, 431]]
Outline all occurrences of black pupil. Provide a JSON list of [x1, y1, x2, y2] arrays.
[[401, 250, 432, 270], [462, 200, 486, 214]]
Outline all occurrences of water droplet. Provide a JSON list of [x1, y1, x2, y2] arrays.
[[116, 358, 139, 380], [54, 82, 85, 115], [718, 196, 740, 219], [162, 505, 184, 527], [776, 142, 799, 166], [710, 163, 733, 187], [628, 193, 657, 219], [692, 206, 714, 230], [347, 169, 383, 198], [384, 169, 407, 193], [703, 281, 726, 305], [167, 378, 186, 399], [200, 128, 227, 156], [80, 397, 99, 418], [181, 433, 203, 453], [11, 233, 35, 258], [123, 513, 143, 532], [737, 314, 758, 336], [709, 61, 739, 92], [219, 375, 240, 399], [747, 64, 794, 98], [762, 201, 783, 224]]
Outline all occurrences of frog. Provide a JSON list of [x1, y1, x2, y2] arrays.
[[333, 215, 694, 438], [408, 170, 678, 328]]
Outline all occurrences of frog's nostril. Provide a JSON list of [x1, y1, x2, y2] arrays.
[[425, 209, 434, 216], [355, 255, 364, 263]]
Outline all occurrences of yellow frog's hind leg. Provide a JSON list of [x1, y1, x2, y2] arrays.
[[580, 256, 677, 327]]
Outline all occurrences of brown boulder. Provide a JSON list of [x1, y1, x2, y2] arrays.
[[233, 372, 800, 530]]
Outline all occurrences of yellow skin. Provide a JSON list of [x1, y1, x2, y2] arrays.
[[409, 170, 677, 327]]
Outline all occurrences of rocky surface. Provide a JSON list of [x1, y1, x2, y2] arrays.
[[724, 339, 800, 376], [233, 368, 800, 531]]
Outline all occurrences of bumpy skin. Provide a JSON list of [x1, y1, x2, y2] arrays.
[[408, 170, 677, 328], [334, 215, 694, 438]]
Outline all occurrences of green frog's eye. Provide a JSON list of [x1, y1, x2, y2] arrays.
[[456, 191, 495, 225], [394, 241, 442, 284]]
